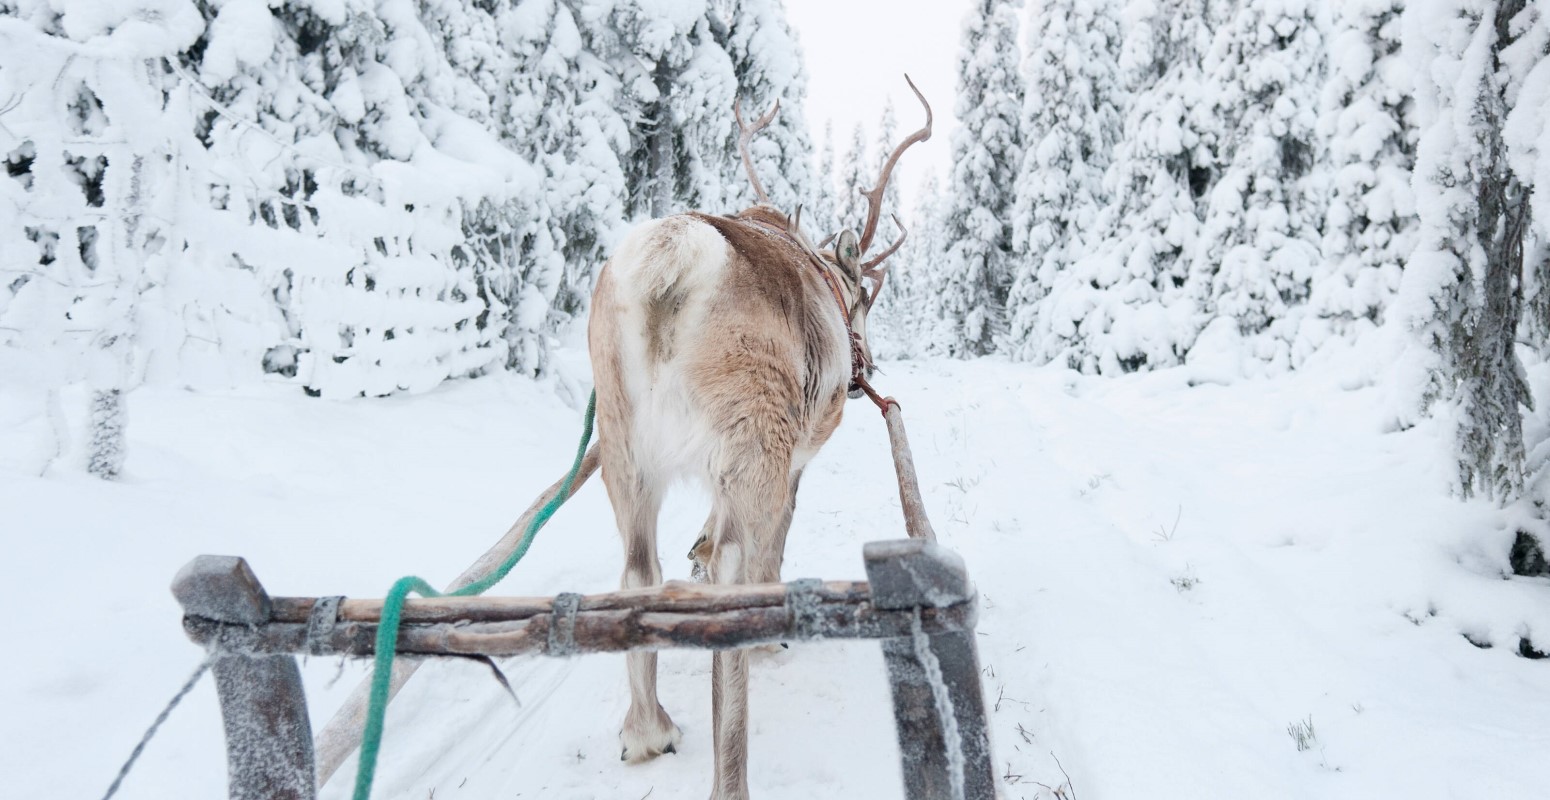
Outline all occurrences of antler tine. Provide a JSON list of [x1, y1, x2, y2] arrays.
[[734, 93, 781, 205], [861, 214, 907, 272], [857, 75, 933, 254], [818, 232, 837, 249], [861, 215, 906, 310]]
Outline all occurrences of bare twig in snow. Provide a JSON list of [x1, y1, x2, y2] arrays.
[[1153, 505, 1183, 543], [1052, 751, 1075, 799]]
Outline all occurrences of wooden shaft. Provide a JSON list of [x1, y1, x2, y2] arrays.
[[313, 443, 600, 787], [882, 401, 937, 541], [184, 597, 975, 659]]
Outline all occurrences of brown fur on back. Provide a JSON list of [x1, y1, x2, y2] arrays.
[[687, 211, 847, 438]]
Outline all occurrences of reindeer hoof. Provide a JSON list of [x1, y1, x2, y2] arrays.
[[620, 708, 682, 764]]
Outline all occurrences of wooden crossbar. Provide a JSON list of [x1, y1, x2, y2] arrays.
[[184, 580, 976, 659]]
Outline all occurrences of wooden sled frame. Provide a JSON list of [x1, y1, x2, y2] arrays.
[[172, 537, 995, 800]]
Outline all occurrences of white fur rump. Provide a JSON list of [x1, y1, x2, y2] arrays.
[[604, 215, 729, 485], [609, 215, 729, 301]]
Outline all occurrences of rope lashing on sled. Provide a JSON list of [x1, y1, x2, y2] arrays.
[[352, 390, 597, 800]]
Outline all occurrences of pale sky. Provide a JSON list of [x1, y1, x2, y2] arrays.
[[782, 0, 979, 208]]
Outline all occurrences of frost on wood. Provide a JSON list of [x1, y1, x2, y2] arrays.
[[172, 555, 315, 800], [210, 654, 316, 800], [865, 539, 995, 799], [910, 611, 966, 800]]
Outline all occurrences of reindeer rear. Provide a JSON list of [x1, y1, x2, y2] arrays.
[[587, 80, 931, 800]]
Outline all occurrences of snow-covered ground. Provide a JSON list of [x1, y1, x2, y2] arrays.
[[6, 344, 1550, 799]]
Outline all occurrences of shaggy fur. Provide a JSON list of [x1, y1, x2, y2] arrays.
[[588, 206, 869, 800]]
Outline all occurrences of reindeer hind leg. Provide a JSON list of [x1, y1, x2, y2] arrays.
[[601, 446, 682, 763], [705, 458, 793, 800]]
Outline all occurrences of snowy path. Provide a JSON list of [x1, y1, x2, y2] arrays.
[[5, 355, 1549, 799]]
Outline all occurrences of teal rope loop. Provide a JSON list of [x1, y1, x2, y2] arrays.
[[352, 390, 596, 800]]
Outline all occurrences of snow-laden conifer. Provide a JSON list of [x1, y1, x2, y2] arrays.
[[873, 171, 949, 359], [1017, 0, 1214, 372], [935, 0, 1024, 358], [811, 120, 841, 239], [1395, 0, 1533, 500], [1305, 0, 1414, 359], [1194, 0, 1325, 368], [717, 0, 817, 215], [836, 121, 871, 235], [1005, 0, 1125, 364]]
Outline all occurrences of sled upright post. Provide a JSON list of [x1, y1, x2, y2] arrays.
[[172, 555, 316, 800], [864, 539, 995, 800]]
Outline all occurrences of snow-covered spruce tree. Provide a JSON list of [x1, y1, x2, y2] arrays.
[[811, 119, 840, 238], [715, 0, 817, 214], [173, 0, 543, 396], [1305, 0, 1415, 356], [873, 170, 950, 359], [935, 0, 1024, 358], [1, 0, 634, 402], [495, 0, 630, 373], [1193, 0, 1325, 368], [1397, 0, 1533, 500], [0, 11, 180, 474], [1005, 0, 1125, 364], [1503, 5, 1550, 352], [1026, 0, 1214, 373], [835, 121, 871, 234], [589, 0, 737, 219], [1500, 4, 1550, 563]]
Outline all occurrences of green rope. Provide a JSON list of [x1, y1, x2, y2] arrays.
[[352, 390, 596, 800]]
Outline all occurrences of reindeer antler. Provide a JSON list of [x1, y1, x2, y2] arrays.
[[861, 215, 905, 310], [857, 75, 932, 255], [862, 214, 906, 272], [734, 94, 781, 205]]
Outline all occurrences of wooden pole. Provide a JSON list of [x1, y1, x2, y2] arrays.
[[863, 539, 994, 800], [880, 401, 937, 542], [172, 556, 316, 800], [311, 444, 599, 786], [268, 579, 869, 623]]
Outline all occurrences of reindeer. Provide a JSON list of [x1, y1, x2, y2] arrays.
[[586, 78, 932, 799]]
